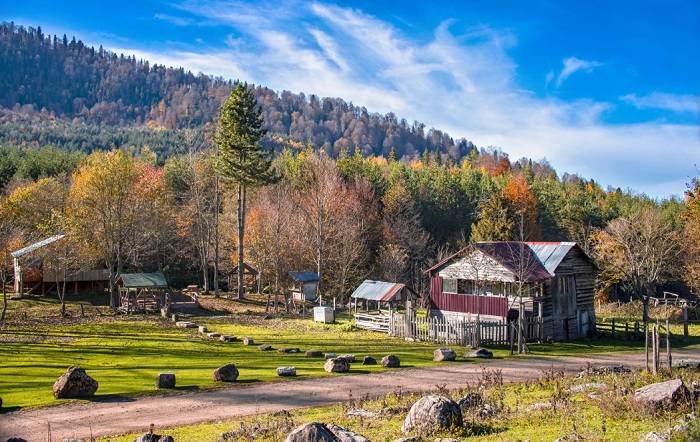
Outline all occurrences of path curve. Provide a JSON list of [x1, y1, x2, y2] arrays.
[[2, 349, 699, 441]]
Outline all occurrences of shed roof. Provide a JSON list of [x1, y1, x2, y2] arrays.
[[478, 242, 552, 282], [526, 242, 576, 275], [119, 272, 168, 288], [11, 234, 66, 258], [350, 280, 405, 302], [288, 271, 320, 282]]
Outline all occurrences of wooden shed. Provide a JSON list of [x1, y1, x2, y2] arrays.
[[117, 272, 168, 313], [350, 280, 417, 312], [288, 271, 320, 301], [425, 242, 597, 341]]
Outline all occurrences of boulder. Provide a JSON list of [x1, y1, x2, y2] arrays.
[[6, 439, 28, 442], [277, 367, 297, 376], [198, 325, 208, 333], [338, 354, 356, 363], [306, 350, 323, 357], [362, 356, 377, 365], [258, 344, 273, 351], [53, 366, 99, 399], [381, 355, 400, 367], [207, 332, 222, 338], [464, 348, 493, 358], [213, 363, 239, 382], [285, 422, 369, 442], [220, 335, 236, 342], [278, 348, 301, 354], [401, 394, 462, 435], [639, 432, 668, 442], [243, 337, 254, 345], [155, 372, 176, 389], [457, 392, 482, 410], [325, 358, 350, 373], [434, 348, 456, 362], [135, 434, 175, 442], [635, 379, 690, 407]]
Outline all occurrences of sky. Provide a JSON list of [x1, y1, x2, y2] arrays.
[[4, 0, 699, 199]]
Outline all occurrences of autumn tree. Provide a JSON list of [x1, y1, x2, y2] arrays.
[[592, 206, 681, 328], [683, 178, 700, 293], [214, 83, 278, 299], [67, 150, 171, 310]]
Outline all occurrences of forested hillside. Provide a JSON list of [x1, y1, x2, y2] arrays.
[[0, 22, 472, 161], [0, 22, 695, 305]]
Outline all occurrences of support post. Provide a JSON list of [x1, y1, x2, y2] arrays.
[[666, 318, 672, 373]]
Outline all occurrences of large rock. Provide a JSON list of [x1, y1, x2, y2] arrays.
[[285, 422, 369, 442], [155, 372, 176, 389], [338, 354, 356, 363], [635, 379, 690, 407], [362, 356, 377, 365], [434, 348, 456, 361], [277, 367, 297, 376], [53, 366, 99, 399], [382, 355, 400, 367], [464, 348, 493, 359], [135, 434, 175, 442], [306, 350, 323, 357], [243, 337, 254, 345], [401, 394, 462, 435], [213, 363, 239, 382], [325, 358, 350, 373]]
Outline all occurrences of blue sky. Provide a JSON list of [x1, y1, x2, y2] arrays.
[[5, 0, 699, 198]]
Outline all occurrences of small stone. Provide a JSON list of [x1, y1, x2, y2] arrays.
[[220, 335, 236, 342], [213, 363, 239, 382], [277, 366, 297, 376], [381, 355, 400, 367], [207, 332, 221, 338], [243, 337, 254, 345], [176, 321, 197, 328], [155, 372, 176, 389], [434, 348, 457, 361], [325, 357, 350, 373], [338, 354, 355, 362], [198, 325, 208, 333], [305, 350, 323, 357], [362, 356, 377, 365], [324, 353, 337, 359], [278, 347, 300, 354], [258, 344, 273, 351], [464, 348, 493, 358]]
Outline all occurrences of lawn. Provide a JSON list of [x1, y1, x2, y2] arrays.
[[1, 294, 698, 414]]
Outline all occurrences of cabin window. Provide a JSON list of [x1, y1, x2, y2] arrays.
[[559, 276, 572, 294], [443, 278, 457, 293]]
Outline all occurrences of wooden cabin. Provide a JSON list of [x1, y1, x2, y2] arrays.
[[288, 271, 320, 302], [11, 235, 109, 296], [425, 242, 597, 341]]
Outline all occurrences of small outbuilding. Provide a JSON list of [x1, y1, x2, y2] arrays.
[[117, 272, 168, 313], [230, 263, 259, 294], [288, 271, 320, 302], [350, 280, 417, 312]]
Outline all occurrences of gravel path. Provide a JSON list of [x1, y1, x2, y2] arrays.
[[2, 349, 699, 441]]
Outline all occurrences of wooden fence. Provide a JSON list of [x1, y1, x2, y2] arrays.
[[353, 312, 542, 347]]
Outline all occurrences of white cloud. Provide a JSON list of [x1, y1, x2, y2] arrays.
[[620, 92, 699, 114], [101, 1, 697, 198], [154, 13, 194, 27], [555, 57, 603, 87]]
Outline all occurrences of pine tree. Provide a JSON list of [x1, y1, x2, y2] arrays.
[[214, 82, 278, 299]]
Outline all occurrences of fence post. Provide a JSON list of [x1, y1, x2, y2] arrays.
[[666, 318, 672, 372], [625, 322, 629, 340], [509, 322, 514, 355], [683, 305, 689, 339], [635, 321, 639, 339], [611, 318, 615, 339]]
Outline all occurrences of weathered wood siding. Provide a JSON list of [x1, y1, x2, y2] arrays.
[[541, 247, 597, 341], [438, 252, 518, 282]]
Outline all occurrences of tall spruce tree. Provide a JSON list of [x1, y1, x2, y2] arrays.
[[214, 82, 278, 299]]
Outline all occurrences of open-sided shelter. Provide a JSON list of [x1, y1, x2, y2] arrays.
[[426, 242, 596, 341], [350, 280, 417, 312], [117, 272, 168, 313]]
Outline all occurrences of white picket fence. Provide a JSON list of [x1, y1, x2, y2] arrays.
[[352, 312, 543, 347]]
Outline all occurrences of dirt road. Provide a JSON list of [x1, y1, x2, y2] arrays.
[[2, 349, 699, 441]]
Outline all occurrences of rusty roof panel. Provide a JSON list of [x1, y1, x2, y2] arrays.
[[350, 280, 405, 301]]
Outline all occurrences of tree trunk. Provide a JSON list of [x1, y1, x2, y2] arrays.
[[214, 177, 220, 298], [237, 184, 246, 300], [1, 278, 7, 322]]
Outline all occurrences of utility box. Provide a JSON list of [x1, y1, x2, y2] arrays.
[[313, 306, 335, 323]]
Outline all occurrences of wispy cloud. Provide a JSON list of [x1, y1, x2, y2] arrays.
[[554, 57, 603, 87], [154, 13, 194, 27], [101, 1, 696, 198], [620, 92, 699, 114]]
